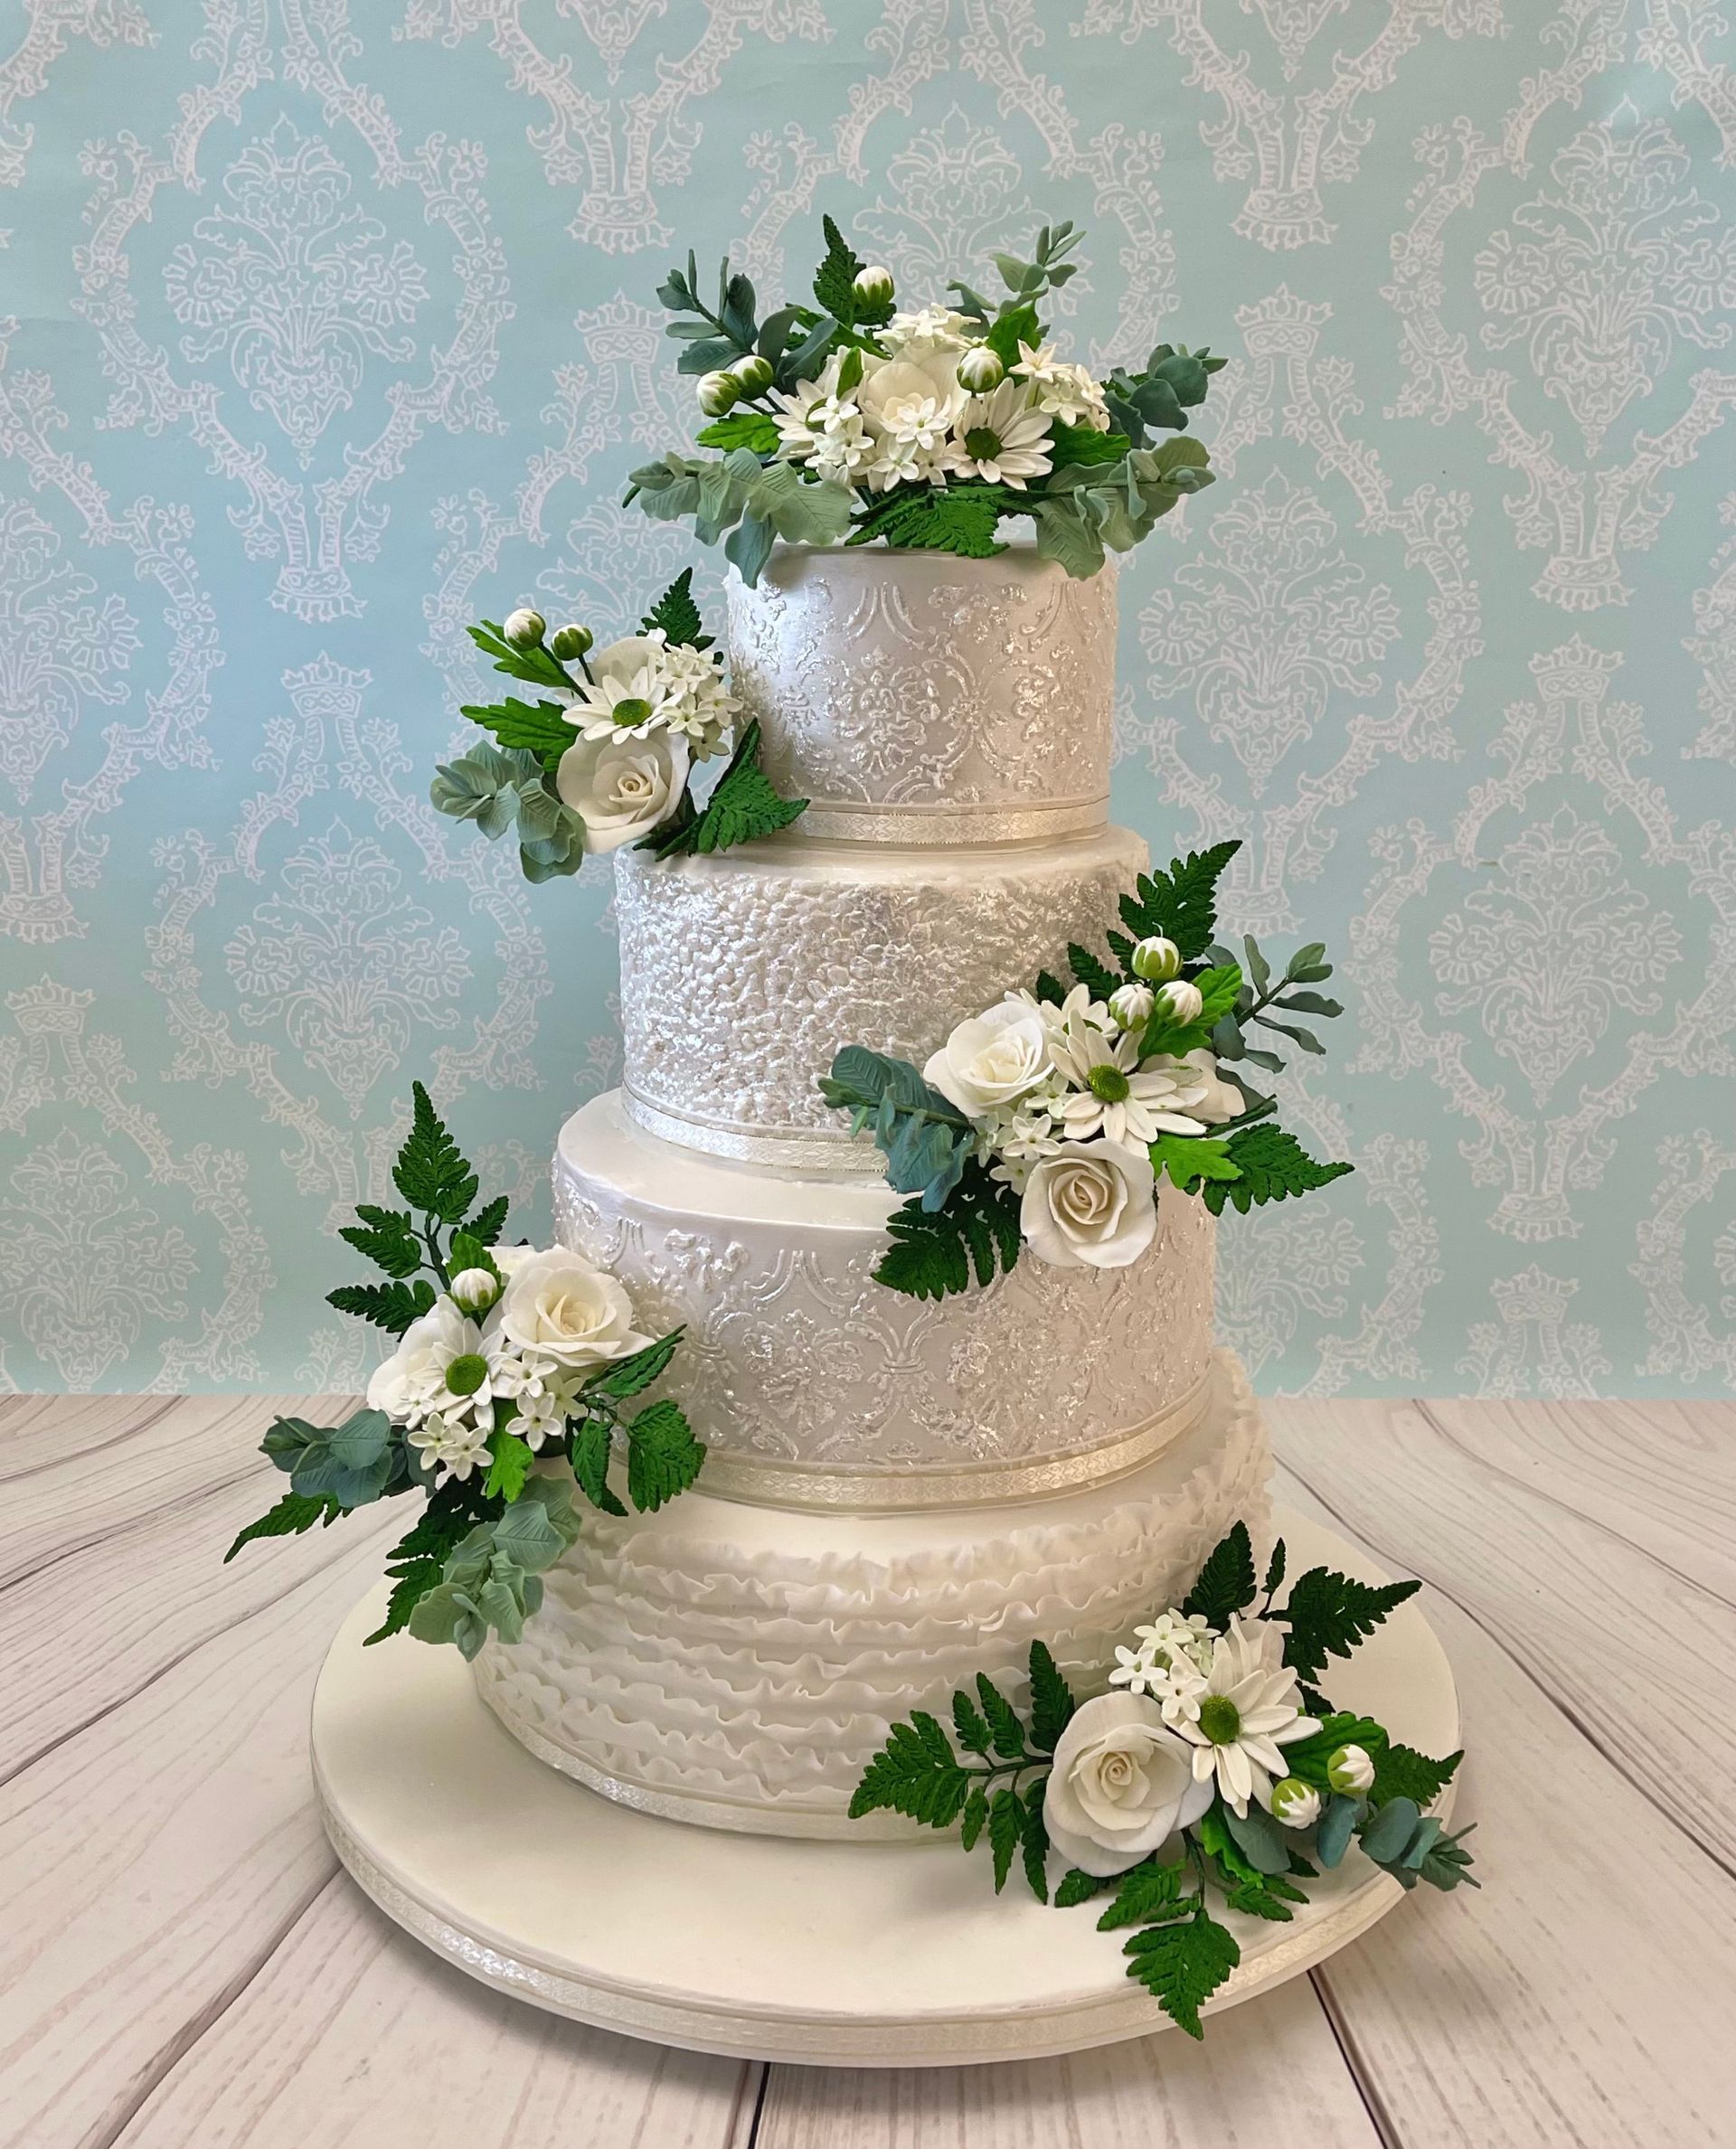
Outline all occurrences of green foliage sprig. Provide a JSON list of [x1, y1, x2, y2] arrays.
[[627, 215, 1222, 581], [225, 1085, 706, 1656], [434, 575, 804, 878], [851, 1521, 1474, 2038], [822, 839, 1352, 1300]]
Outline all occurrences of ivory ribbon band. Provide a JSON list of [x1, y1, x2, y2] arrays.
[[670, 1371, 1213, 1514], [791, 794, 1109, 845], [621, 1085, 886, 1173]]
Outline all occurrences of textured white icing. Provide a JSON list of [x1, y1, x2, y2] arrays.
[[725, 543, 1117, 843], [552, 1091, 1216, 1494], [616, 825, 1146, 1165], [475, 1351, 1270, 1838]]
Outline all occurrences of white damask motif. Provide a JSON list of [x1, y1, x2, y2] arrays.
[[1684, 490, 1736, 759], [0, 1130, 193, 1385], [1073, 0, 1503, 250], [1459, 1265, 1611, 1398], [1430, 807, 1683, 1104], [854, 107, 1044, 311], [0, 499, 138, 798], [0, 0, 148, 207], [1139, 470, 1401, 795], [73, 0, 507, 621], [165, 118, 429, 465], [1474, 116, 1736, 456], [1631, 1132, 1736, 1385], [223, 819, 470, 1117]]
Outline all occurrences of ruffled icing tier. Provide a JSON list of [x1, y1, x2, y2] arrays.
[[474, 1350, 1270, 1839]]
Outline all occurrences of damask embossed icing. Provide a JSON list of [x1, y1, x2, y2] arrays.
[[725, 546, 1116, 839], [615, 828, 1147, 1160], [552, 1093, 1214, 1485], [474, 1353, 1270, 1834]]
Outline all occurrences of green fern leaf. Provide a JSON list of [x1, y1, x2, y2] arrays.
[[1118, 842, 1241, 961], [1202, 1123, 1354, 1216]]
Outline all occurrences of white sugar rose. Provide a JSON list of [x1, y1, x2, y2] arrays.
[[489, 1247, 650, 1370], [555, 729, 689, 855], [1020, 1138, 1156, 1269], [923, 1001, 1052, 1117], [1043, 1692, 1215, 1877]]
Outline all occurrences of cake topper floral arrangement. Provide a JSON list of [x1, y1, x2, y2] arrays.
[[430, 570, 806, 877], [625, 216, 1222, 582], [852, 1520, 1475, 2039], [822, 839, 1351, 1298], [225, 1085, 706, 1657]]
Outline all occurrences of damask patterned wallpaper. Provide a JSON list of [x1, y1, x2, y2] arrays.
[[2, 0, 1732, 1397]]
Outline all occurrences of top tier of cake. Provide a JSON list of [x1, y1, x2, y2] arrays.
[[725, 544, 1116, 846]]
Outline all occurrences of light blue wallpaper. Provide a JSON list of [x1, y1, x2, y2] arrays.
[[2, 0, 1733, 1397]]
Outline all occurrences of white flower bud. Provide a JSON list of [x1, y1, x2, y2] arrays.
[[728, 353, 775, 395], [449, 1267, 500, 1315], [1269, 1777, 1323, 1830], [549, 623, 593, 663], [696, 369, 740, 417], [852, 263, 894, 306], [1327, 1744, 1376, 1796], [503, 607, 545, 649], [1131, 935, 1182, 984], [957, 344, 1005, 393], [1155, 978, 1203, 1025], [1109, 982, 1154, 1032]]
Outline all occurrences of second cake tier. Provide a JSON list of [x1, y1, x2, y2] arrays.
[[617, 824, 1146, 1170], [554, 1092, 1216, 1504]]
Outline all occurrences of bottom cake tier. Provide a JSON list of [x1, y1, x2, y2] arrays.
[[474, 1349, 1270, 1840]]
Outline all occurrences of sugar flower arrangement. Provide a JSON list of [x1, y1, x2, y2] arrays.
[[821, 840, 1351, 1299], [430, 570, 806, 879], [625, 217, 1224, 583], [225, 1085, 705, 1657], [852, 1522, 1476, 2039]]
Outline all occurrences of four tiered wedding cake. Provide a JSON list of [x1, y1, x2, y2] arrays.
[[473, 544, 1269, 1833]]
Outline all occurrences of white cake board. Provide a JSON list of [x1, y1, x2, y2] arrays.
[[312, 1509, 1458, 2066]]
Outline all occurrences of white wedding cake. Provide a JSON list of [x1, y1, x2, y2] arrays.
[[474, 544, 1270, 1836]]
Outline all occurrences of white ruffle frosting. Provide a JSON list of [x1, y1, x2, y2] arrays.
[[474, 1350, 1270, 1839]]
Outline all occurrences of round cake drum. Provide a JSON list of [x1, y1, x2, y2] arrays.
[[312, 1509, 1458, 2067]]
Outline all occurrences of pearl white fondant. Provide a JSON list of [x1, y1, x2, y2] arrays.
[[615, 825, 1147, 1169], [724, 542, 1117, 843], [474, 1352, 1269, 1838], [552, 1091, 1216, 1496]]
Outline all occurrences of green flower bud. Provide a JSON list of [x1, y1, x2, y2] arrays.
[[957, 344, 1005, 393], [1155, 978, 1203, 1025], [1327, 1743, 1376, 1796], [1269, 1777, 1323, 1830], [729, 353, 775, 396], [549, 623, 593, 663], [1109, 981, 1154, 1032], [448, 1267, 499, 1315], [697, 369, 740, 417], [852, 263, 894, 306], [1131, 934, 1182, 984], [503, 607, 546, 649]]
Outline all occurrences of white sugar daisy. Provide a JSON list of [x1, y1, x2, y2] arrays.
[[949, 380, 1054, 489], [1174, 1617, 1317, 1815], [1049, 1014, 1212, 1146]]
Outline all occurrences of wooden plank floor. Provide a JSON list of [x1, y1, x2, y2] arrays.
[[2, 1391, 1731, 2149]]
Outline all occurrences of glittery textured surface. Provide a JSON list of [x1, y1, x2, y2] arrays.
[[617, 826, 1147, 1162], [475, 1351, 1269, 1837], [552, 1091, 1216, 1485], [725, 545, 1116, 842]]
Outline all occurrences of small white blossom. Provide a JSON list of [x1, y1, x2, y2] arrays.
[[1011, 340, 1112, 429], [882, 303, 976, 358], [408, 1409, 492, 1486]]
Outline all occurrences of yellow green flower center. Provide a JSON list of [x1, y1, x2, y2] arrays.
[[445, 1352, 488, 1398], [1086, 1064, 1131, 1103], [612, 697, 654, 728], [964, 426, 1003, 460], [1198, 1694, 1242, 1746]]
